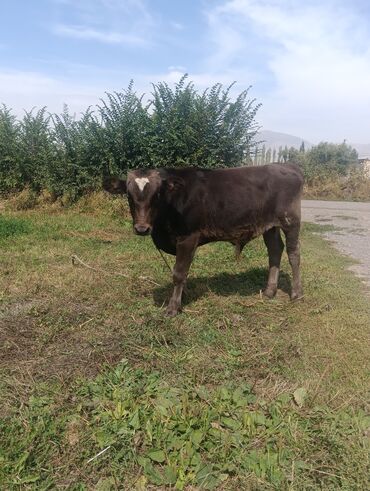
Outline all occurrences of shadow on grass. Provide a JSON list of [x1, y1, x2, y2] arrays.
[[153, 267, 292, 307]]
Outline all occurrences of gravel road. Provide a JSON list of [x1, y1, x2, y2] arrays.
[[301, 200, 370, 289]]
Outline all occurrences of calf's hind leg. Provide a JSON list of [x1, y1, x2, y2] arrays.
[[263, 227, 284, 298]]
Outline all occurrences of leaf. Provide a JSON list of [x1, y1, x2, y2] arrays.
[[232, 388, 251, 407], [19, 475, 40, 484], [144, 462, 164, 485], [164, 464, 177, 485], [293, 387, 308, 407], [95, 430, 114, 447], [191, 451, 201, 466], [195, 385, 209, 400], [197, 470, 227, 490], [253, 412, 267, 426], [16, 451, 30, 472], [221, 416, 241, 431], [135, 476, 148, 491], [137, 456, 150, 468], [196, 464, 213, 484], [220, 387, 231, 400], [129, 410, 141, 430], [95, 477, 115, 491], [147, 449, 166, 463], [190, 429, 204, 446], [154, 403, 168, 416]]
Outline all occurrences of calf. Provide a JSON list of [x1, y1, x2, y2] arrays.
[[104, 164, 304, 316]]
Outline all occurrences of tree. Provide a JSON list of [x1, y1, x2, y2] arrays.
[[282, 145, 289, 163], [265, 148, 272, 164], [260, 144, 266, 165], [278, 146, 283, 162], [253, 147, 258, 166], [306, 141, 358, 177]]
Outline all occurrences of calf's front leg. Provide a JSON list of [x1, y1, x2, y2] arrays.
[[166, 234, 199, 317]]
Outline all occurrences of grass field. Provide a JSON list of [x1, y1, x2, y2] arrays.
[[0, 195, 369, 490]]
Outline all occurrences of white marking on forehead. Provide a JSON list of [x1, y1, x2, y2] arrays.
[[135, 177, 149, 192]]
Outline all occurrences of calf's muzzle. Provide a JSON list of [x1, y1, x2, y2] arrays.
[[134, 224, 151, 236]]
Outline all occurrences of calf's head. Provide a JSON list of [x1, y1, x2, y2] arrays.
[[103, 170, 163, 236]]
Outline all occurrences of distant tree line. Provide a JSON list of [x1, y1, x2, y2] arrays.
[[0, 76, 261, 199], [253, 141, 359, 182]]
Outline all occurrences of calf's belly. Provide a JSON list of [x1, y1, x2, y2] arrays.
[[199, 223, 277, 245]]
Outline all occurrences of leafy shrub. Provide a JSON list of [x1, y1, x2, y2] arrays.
[[98, 81, 151, 174], [0, 105, 20, 193], [49, 106, 108, 199], [18, 107, 55, 192], [304, 166, 370, 201], [148, 76, 260, 168], [0, 76, 261, 200]]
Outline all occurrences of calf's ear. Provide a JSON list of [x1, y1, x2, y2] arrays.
[[164, 176, 185, 192], [103, 177, 127, 194]]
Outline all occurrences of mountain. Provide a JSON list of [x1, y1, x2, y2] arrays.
[[257, 130, 312, 151], [257, 130, 370, 158], [351, 143, 370, 159]]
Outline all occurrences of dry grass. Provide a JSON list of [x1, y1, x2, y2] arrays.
[[304, 169, 370, 201]]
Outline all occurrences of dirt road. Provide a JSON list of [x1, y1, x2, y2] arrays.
[[301, 200, 370, 289]]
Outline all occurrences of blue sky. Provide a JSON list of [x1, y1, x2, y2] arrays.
[[1, 0, 369, 143]]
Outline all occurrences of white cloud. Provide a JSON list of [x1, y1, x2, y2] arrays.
[[170, 22, 184, 30], [204, 0, 370, 142], [54, 24, 147, 45], [0, 70, 104, 116], [167, 65, 186, 73], [51, 0, 155, 47]]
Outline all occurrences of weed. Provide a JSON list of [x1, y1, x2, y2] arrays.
[[0, 215, 31, 239], [1, 362, 369, 489]]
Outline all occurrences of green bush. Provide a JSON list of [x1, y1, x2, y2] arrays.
[[0, 76, 261, 199], [0, 105, 20, 193], [50, 106, 107, 199], [148, 76, 260, 168]]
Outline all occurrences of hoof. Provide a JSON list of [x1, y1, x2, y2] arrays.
[[166, 306, 180, 317], [291, 291, 304, 301], [263, 287, 277, 299]]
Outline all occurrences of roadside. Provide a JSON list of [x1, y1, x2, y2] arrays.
[[302, 199, 370, 290]]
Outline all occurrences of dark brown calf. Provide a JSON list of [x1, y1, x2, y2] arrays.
[[104, 164, 304, 316]]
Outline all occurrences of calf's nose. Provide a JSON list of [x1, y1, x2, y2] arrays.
[[134, 224, 151, 236]]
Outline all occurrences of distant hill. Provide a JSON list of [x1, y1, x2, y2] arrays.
[[257, 130, 370, 158], [257, 130, 312, 151], [351, 143, 370, 159]]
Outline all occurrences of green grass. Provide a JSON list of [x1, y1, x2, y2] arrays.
[[0, 215, 31, 240], [0, 200, 369, 489]]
